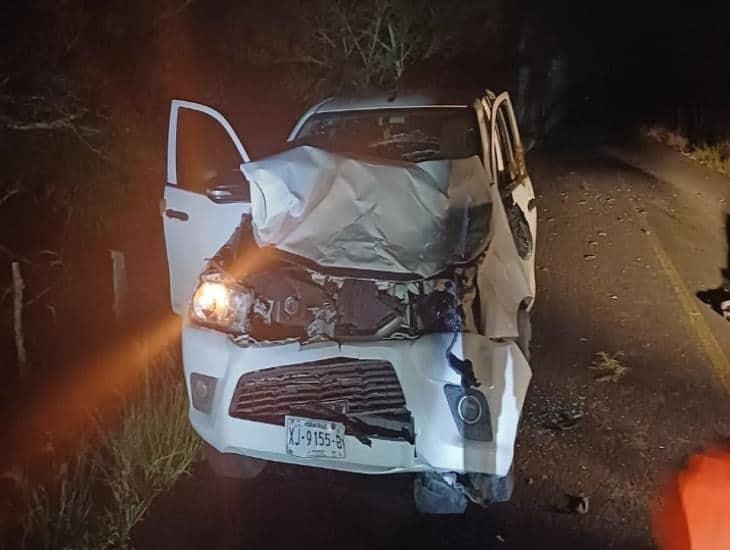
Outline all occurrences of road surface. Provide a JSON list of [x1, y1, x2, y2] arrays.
[[135, 139, 730, 550]]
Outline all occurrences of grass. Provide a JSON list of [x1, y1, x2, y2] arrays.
[[589, 351, 630, 383], [19, 449, 100, 550], [99, 354, 202, 547], [687, 142, 730, 178], [644, 125, 730, 178], [17, 346, 202, 549]]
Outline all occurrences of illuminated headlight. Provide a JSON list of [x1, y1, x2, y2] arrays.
[[190, 281, 252, 332]]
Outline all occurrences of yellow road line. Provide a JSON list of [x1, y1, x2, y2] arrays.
[[645, 227, 730, 394]]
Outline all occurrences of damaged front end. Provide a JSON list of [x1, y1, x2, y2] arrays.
[[186, 145, 531, 508], [191, 216, 481, 347], [189, 217, 490, 449]]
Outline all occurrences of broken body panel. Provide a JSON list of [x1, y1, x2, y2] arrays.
[[163, 91, 536, 484]]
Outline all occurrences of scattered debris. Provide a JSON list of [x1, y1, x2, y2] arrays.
[[697, 288, 730, 320], [544, 410, 584, 431], [566, 494, 590, 514], [590, 351, 630, 382]]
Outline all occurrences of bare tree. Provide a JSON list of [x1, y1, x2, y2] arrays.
[[286, 0, 500, 97]]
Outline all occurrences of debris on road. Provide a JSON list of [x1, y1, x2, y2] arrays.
[[565, 494, 590, 515], [544, 410, 584, 432], [590, 352, 630, 382], [551, 494, 590, 515], [697, 287, 730, 320]]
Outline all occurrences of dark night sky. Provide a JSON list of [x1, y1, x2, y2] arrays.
[[534, 0, 730, 137], [0, 0, 728, 142]]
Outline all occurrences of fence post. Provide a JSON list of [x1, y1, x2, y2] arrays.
[[12, 261, 27, 378], [110, 249, 128, 322]]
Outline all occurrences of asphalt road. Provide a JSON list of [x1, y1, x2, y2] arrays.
[[135, 140, 730, 550]]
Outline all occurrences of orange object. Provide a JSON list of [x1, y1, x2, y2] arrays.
[[653, 448, 730, 549]]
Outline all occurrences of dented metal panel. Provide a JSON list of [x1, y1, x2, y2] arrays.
[[241, 146, 493, 278]]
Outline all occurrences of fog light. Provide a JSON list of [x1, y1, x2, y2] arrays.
[[190, 373, 217, 412], [458, 395, 482, 424], [444, 384, 492, 441]]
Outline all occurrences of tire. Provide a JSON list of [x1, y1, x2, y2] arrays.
[[516, 306, 532, 361], [467, 466, 515, 504], [413, 472, 468, 514], [204, 443, 267, 480]]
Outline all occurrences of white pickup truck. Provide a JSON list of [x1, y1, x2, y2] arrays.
[[162, 90, 536, 513]]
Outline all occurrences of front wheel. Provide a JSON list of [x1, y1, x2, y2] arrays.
[[466, 467, 515, 505], [413, 472, 468, 514]]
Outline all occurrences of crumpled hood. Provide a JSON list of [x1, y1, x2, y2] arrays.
[[241, 146, 492, 278]]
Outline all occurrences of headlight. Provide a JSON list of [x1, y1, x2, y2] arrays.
[[190, 280, 252, 332]]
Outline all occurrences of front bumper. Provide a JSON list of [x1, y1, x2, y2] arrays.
[[182, 324, 531, 476]]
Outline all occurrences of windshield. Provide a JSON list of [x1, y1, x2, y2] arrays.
[[293, 107, 481, 163]]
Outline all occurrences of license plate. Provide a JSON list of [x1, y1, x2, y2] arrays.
[[285, 416, 346, 459]]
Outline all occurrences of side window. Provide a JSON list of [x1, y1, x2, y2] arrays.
[[176, 109, 248, 196]]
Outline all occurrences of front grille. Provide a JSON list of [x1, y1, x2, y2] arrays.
[[229, 358, 408, 425]]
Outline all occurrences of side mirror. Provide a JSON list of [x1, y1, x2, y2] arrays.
[[206, 181, 250, 203]]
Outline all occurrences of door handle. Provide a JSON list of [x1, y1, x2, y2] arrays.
[[165, 209, 189, 221]]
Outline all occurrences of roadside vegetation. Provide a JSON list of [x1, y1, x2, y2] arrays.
[[16, 349, 201, 549], [645, 125, 730, 178]]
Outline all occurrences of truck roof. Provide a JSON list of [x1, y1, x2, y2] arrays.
[[313, 90, 478, 113]]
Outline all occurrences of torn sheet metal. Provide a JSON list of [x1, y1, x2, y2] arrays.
[[241, 146, 492, 278]]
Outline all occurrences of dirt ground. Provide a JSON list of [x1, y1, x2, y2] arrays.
[[134, 140, 730, 550]]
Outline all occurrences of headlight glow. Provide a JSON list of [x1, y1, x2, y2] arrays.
[[193, 282, 230, 319], [191, 280, 252, 332]]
